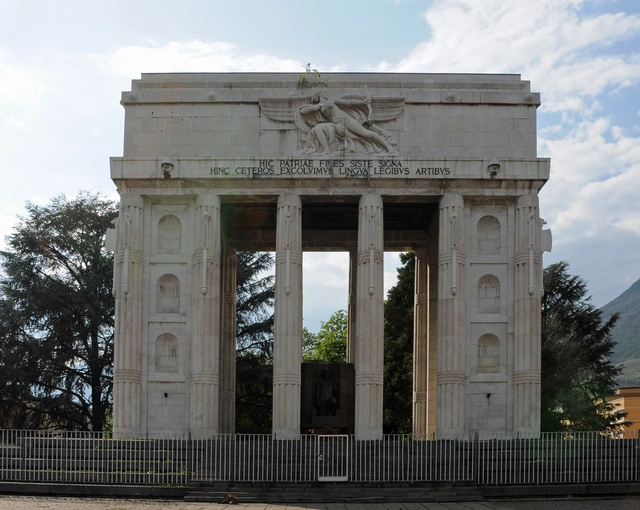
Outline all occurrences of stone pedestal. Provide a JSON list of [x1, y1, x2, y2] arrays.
[[219, 248, 237, 434], [437, 193, 466, 438], [190, 194, 221, 435], [514, 195, 542, 435], [273, 194, 303, 439], [113, 194, 144, 437], [354, 194, 384, 440]]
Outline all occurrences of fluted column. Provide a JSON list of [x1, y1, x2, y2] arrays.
[[273, 194, 303, 439], [219, 248, 237, 434], [190, 194, 221, 436], [347, 249, 357, 364], [426, 231, 439, 436], [513, 195, 542, 436], [113, 194, 144, 437], [437, 193, 466, 438], [355, 194, 384, 440], [413, 247, 428, 436]]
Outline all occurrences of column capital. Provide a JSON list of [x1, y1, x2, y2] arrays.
[[359, 193, 383, 208], [516, 194, 539, 209], [439, 192, 464, 210], [277, 193, 301, 208], [119, 193, 144, 209], [196, 193, 221, 208]]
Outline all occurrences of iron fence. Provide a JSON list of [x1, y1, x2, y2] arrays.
[[0, 429, 637, 485]]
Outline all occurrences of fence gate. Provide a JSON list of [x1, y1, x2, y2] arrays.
[[317, 435, 349, 482]]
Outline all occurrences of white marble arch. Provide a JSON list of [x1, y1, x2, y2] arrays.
[[110, 72, 551, 439]]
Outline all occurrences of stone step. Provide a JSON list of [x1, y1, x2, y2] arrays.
[[184, 481, 484, 503]]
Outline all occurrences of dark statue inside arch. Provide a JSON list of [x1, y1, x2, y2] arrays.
[[301, 363, 355, 434]]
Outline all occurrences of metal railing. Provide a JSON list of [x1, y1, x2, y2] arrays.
[[0, 429, 638, 485]]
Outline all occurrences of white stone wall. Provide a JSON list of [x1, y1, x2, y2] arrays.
[[120, 73, 539, 162]]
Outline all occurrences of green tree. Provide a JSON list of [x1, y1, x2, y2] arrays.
[[541, 261, 623, 432], [0, 193, 117, 431], [303, 309, 347, 363], [383, 252, 415, 434], [234, 251, 275, 433]]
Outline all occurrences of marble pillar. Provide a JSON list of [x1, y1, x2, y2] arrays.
[[113, 194, 144, 436], [426, 231, 439, 437], [513, 195, 542, 436], [437, 193, 466, 438], [219, 248, 237, 434], [354, 194, 384, 440], [190, 194, 221, 435], [347, 249, 357, 364], [413, 246, 428, 436], [273, 193, 303, 439]]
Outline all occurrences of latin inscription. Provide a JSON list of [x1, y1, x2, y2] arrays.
[[209, 159, 452, 178]]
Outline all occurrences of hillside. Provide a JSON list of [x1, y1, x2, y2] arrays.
[[618, 357, 640, 388], [601, 277, 640, 365]]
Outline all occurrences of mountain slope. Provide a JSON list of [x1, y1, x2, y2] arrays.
[[601, 277, 640, 365]]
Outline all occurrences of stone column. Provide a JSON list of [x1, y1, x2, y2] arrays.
[[346, 249, 357, 364], [437, 193, 466, 438], [513, 195, 542, 436], [273, 194, 303, 439], [190, 194, 221, 436], [426, 230, 439, 437], [413, 246, 428, 436], [219, 248, 237, 434], [113, 194, 144, 437], [355, 194, 384, 440]]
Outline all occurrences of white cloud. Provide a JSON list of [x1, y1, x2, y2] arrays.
[[389, 0, 640, 112], [92, 41, 302, 77], [540, 118, 640, 244], [0, 60, 46, 131]]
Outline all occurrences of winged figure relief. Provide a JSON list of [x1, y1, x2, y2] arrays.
[[259, 93, 405, 157]]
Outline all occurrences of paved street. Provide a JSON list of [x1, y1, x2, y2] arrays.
[[1, 496, 640, 510]]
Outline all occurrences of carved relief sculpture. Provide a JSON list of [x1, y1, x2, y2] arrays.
[[259, 92, 404, 157], [294, 92, 399, 157], [477, 334, 500, 374], [156, 333, 179, 373], [156, 274, 180, 314], [478, 274, 501, 314]]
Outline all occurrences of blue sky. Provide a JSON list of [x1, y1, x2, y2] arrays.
[[1, 0, 639, 331]]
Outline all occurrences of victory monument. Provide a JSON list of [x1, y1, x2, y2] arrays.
[[109, 73, 552, 440]]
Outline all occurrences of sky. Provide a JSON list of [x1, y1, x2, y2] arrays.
[[1, 0, 639, 332]]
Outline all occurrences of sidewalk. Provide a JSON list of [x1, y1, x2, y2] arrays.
[[1, 495, 640, 510]]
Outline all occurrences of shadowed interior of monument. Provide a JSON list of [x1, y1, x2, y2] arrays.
[[222, 196, 439, 434], [221, 196, 438, 251]]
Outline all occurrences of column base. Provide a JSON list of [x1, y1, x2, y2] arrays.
[[354, 428, 383, 441], [274, 428, 301, 440]]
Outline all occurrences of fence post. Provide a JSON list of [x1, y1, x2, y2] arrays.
[[187, 432, 192, 484], [19, 431, 25, 482], [473, 431, 479, 484]]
